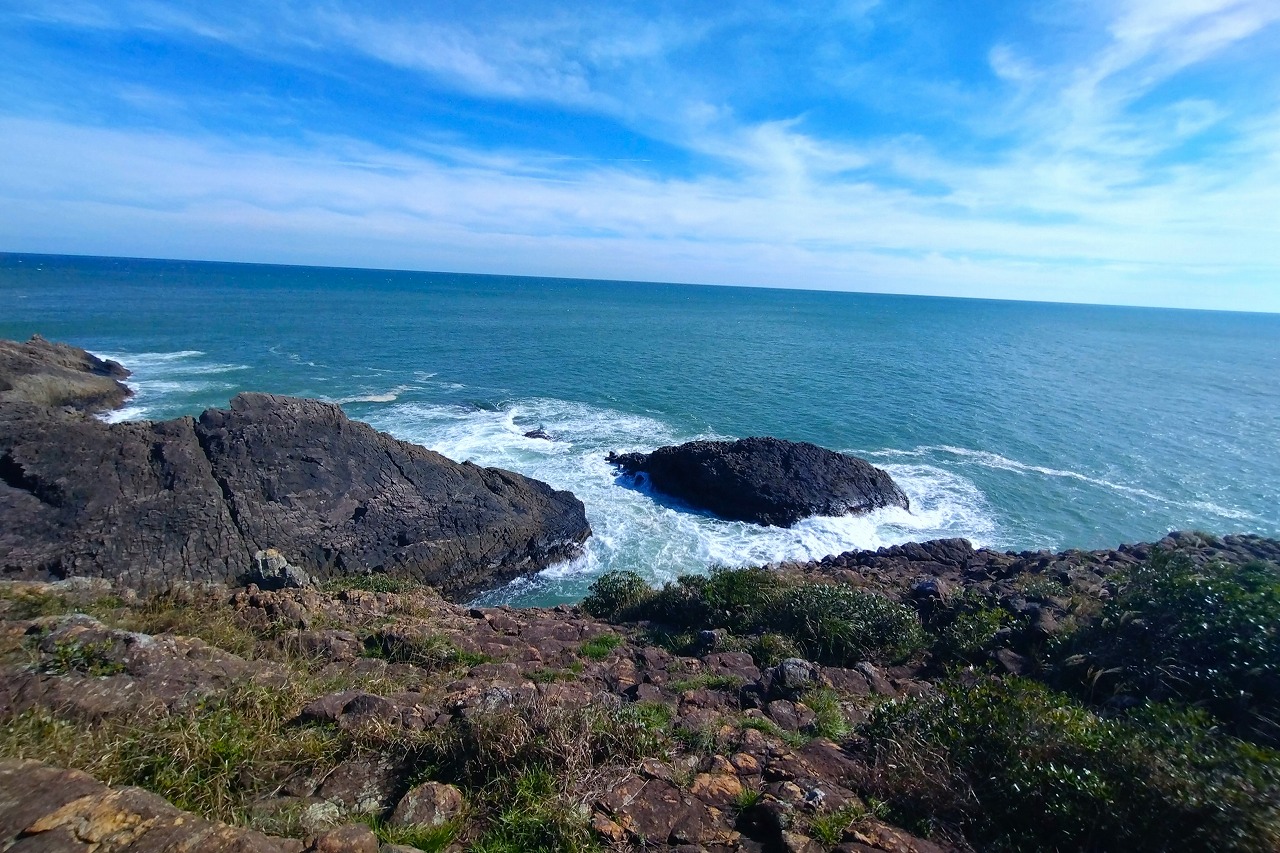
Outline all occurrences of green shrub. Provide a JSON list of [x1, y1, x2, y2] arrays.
[[862, 677, 1280, 852], [580, 571, 652, 619], [746, 632, 802, 667], [768, 584, 927, 666], [701, 566, 787, 632], [1054, 552, 1280, 744], [42, 639, 126, 677], [935, 603, 1011, 662]]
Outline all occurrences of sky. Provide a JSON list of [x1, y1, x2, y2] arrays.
[[1, 1, 1278, 311]]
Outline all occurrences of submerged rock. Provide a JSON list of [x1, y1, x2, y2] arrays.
[[607, 437, 908, 527], [0, 391, 591, 598]]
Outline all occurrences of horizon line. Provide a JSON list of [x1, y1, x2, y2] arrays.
[[3, 250, 1278, 318]]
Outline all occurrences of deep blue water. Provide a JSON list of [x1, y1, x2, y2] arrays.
[[3, 253, 1277, 604]]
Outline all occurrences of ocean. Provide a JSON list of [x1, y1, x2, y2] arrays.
[[3, 253, 1277, 605]]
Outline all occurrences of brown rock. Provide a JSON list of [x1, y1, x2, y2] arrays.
[[389, 782, 464, 828], [308, 824, 380, 853], [689, 773, 745, 808], [0, 759, 291, 851]]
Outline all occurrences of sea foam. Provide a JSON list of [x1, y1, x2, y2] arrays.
[[369, 398, 999, 605]]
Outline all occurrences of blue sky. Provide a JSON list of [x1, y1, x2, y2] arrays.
[[1, 1, 1278, 311]]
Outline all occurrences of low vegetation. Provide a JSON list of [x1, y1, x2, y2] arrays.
[[2, 537, 1278, 852], [583, 566, 927, 666], [862, 677, 1280, 852]]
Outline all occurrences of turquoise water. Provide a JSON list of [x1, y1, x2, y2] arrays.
[[3, 253, 1278, 604]]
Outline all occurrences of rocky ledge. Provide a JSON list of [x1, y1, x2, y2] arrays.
[[0, 337, 591, 599], [0, 392, 590, 599], [0, 334, 131, 413], [608, 438, 908, 527]]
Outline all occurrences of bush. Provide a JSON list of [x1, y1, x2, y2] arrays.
[[583, 566, 927, 668], [768, 584, 927, 666], [579, 571, 652, 619], [1053, 552, 1280, 744], [862, 677, 1280, 851]]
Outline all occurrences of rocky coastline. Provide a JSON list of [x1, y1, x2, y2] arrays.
[[0, 337, 590, 599], [1, 337, 1277, 852]]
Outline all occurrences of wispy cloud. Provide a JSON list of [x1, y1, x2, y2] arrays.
[[0, 0, 1276, 310]]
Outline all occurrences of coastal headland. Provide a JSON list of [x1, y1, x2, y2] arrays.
[[0, 337, 1277, 852]]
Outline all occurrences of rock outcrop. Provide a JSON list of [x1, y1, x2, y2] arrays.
[[0, 392, 590, 598], [0, 334, 130, 413], [608, 437, 909, 527]]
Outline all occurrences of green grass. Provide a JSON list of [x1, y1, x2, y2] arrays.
[[363, 629, 491, 670], [0, 682, 346, 826], [358, 815, 462, 852], [806, 801, 870, 846], [470, 768, 599, 853], [321, 574, 419, 595], [802, 687, 851, 741], [667, 672, 745, 693], [577, 633, 623, 661]]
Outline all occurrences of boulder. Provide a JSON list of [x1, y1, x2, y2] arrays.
[[608, 437, 908, 527], [0, 335, 131, 413], [389, 781, 464, 828], [0, 390, 591, 599]]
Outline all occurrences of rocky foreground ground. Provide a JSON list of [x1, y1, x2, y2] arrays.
[[1, 530, 1276, 853]]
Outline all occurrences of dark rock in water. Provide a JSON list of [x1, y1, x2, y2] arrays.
[[607, 437, 908, 527], [0, 334, 130, 413], [523, 428, 553, 440], [0, 392, 591, 599]]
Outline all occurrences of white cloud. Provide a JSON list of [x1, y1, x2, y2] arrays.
[[2, 114, 1276, 310]]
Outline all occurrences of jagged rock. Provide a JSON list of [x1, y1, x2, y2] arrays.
[[608, 437, 908, 527], [0, 391, 591, 599], [0, 335, 130, 413], [251, 549, 316, 590]]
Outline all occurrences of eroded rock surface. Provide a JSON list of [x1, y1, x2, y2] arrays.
[[608, 437, 909, 527], [0, 334, 130, 413], [0, 392, 590, 598]]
